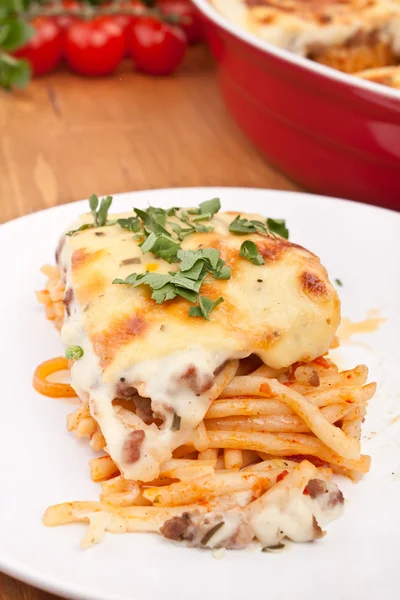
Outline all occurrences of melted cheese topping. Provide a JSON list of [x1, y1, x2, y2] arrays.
[[210, 0, 400, 57], [356, 64, 400, 88], [58, 209, 340, 481]]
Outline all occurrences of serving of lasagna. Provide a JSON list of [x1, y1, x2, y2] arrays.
[[35, 195, 375, 551], [210, 0, 400, 75]]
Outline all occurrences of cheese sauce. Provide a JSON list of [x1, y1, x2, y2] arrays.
[[58, 209, 340, 482], [211, 0, 400, 58]]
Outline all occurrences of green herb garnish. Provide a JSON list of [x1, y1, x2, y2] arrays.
[[113, 246, 230, 318], [66, 194, 114, 236], [262, 543, 285, 552], [171, 412, 181, 431], [200, 522, 225, 546], [90, 194, 113, 227], [113, 272, 199, 304], [188, 197, 220, 219], [334, 278, 343, 287], [112, 201, 228, 319], [229, 215, 267, 235], [189, 296, 224, 320], [229, 215, 289, 239], [139, 232, 181, 263], [239, 241, 265, 265], [267, 218, 289, 240], [117, 216, 141, 233], [65, 345, 84, 360], [65, 223, 93, 237]]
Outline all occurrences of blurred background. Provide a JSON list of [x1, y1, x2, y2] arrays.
[[0, 0, 299, 227]]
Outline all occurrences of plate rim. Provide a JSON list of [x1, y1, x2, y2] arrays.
[[1, 187, 399, 235], [0, 186, 398, 600]]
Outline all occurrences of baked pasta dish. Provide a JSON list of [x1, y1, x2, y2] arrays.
[[210, 0, 400, 75], [356, 64, 400, 87], [35, 195, 375, 551]]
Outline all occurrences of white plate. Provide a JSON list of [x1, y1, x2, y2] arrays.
[[0, 188, 399, 600]]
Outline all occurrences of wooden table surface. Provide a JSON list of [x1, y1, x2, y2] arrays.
[[0, 45, 297, 599]]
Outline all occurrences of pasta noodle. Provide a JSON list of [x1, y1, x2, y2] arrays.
[[35, 203, 376, 551]]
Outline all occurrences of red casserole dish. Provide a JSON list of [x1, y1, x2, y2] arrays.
[[192, 0, 400, 210]]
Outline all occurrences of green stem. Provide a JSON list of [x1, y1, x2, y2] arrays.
[[0, 51, 19, 66]]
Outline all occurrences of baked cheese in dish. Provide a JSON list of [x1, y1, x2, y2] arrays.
[[57, 206, 339, 483], [210, 0, 400, 73], [356, 64, 400, 88]]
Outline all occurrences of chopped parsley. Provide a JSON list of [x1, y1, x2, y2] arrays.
[[113, 246, 230, 319], [267, 218, 289, 240], [200, 522, 225, 546], [90, 194, 113, 227], [139, 232, 181, 263], [189, 296, 224, 321], [187, 197, 221, 220], [229, 215, 289, 239], [239, 241, 265, 265], [66, 194, 114, 236], [117, 216, 141, 233], [334, 278, 343, 287], [171, 412, 182, 431], [65, 223, 93, 237], [262, 543, 285, 553], [65, 345, 84, 360], [229, 215, 268, 235]]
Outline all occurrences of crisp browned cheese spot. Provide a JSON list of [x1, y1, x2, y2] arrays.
[[301, 271, 328, 300], [76, 271, 108, 305], [72, 248, 105, 269], [92, 315, 147, 368]]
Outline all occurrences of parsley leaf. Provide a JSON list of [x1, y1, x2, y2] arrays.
[[113, 272, 177, 303], [195, 224, 214, 233], [267, 218, 289, 240], [187, 198, 220, 220], [171, 412, 181, 431], [198, 198, 221, 218], [65, 223, 93, 237], [152, 283, 177, 303], [117, 216, 141, 233], [178, 248, 218, 272], [89, 194, 99, 221], [134, 207, 169, 236], [180, 260, 206, 281], [189, 296, 224, 320], [66, 195, 114, 236], [139, 232, 181, 263], [334, 278, 343, 287], [88, 194, 113, 227], [65, 345, 84, 360], [239, 241, 265, 265], [96, 196, 113, 227], [229, 215, 267, 235], [172, 273, 203, 293], [230, 215, 289, 239], [213, 262, 231, 279]]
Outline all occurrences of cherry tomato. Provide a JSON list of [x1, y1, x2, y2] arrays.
[[54, 1, 81, 34], [112, 1, 145, 56], [65, 17, 125, 76], [158, 0, 203, 45], [129, 16, 187, 76], [14, 17, 63, 77]]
